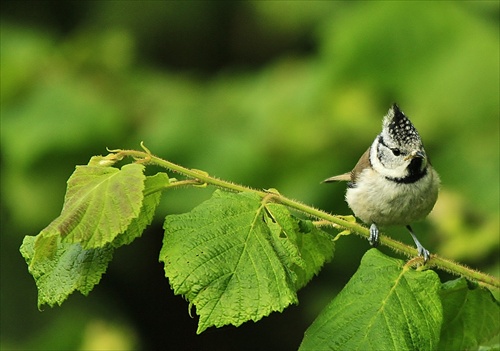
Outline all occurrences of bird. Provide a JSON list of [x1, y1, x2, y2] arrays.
[[323, 104, 440, 262]]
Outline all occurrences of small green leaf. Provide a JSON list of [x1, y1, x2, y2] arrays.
[[265, 207, 334, 290], [112, 172, 167, 247], [39, 163, 145, 249], [87, 153, 124, 167], [20, 235, 114, 309], [160, 190, 334, 334], [300, 249, 442, 351], [438, 277, 500, 350], [292, 219, 335, 290]]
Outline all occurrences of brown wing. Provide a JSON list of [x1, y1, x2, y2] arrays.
[[350, 148, 371, 182], [322, 148, 371, 184]]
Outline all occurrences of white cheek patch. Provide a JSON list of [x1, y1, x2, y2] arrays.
[[369, 140, 408, 178]]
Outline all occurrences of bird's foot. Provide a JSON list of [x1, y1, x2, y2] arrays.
[[406, 225, 430, 263], [416, 243, 430, 263], [369, 223, 379, 247]]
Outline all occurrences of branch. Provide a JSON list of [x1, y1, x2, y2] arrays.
[[109, 145, 500, 291]]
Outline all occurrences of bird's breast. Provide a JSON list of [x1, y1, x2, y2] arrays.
[[345, 167, 439, 226]]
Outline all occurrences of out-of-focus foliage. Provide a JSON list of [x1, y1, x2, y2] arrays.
[[1, 1, 498, 350]]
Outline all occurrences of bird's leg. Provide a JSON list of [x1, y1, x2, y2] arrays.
[[406, 225, 430, 263], [369, 223, 379, 247]]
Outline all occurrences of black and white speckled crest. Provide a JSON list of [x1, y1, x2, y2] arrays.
[[382, 104, 421, 148]]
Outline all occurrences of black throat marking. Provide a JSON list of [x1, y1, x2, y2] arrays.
[[386, 158, 428, 184]]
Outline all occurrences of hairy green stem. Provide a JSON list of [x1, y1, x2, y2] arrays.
[[116, 147, 500, 291]]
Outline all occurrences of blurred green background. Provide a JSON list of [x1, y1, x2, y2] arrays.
[[1, 1, 499, 350]]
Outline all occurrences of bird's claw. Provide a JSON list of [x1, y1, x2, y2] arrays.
[[368, 223, 379, 247], [407, 225, 430, 263], [417, 246, 430, 263]]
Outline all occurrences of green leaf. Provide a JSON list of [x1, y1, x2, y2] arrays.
[[38, 163, 145, 249], [300, 249, 442, 351], [19, 169, 164, 309], [265, 205, 334, 290], [160, 190, 334, 334], [20, 235, 114, 309], [112, 172, 168, 247], [438, 277, 500, 350], [293, 221, 335, 289]]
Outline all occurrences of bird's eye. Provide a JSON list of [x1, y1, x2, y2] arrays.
[[391, 148, 401, 156]]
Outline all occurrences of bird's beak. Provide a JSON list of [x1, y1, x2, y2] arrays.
[[404, 150, 425, 161]]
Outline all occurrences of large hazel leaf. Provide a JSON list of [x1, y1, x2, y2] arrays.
[[300, 249, 442, 351], [160, 190, 334, 334], [438, 277, 500, 350], [37, 163, 145, 250], [20, 235, 114, 308]]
